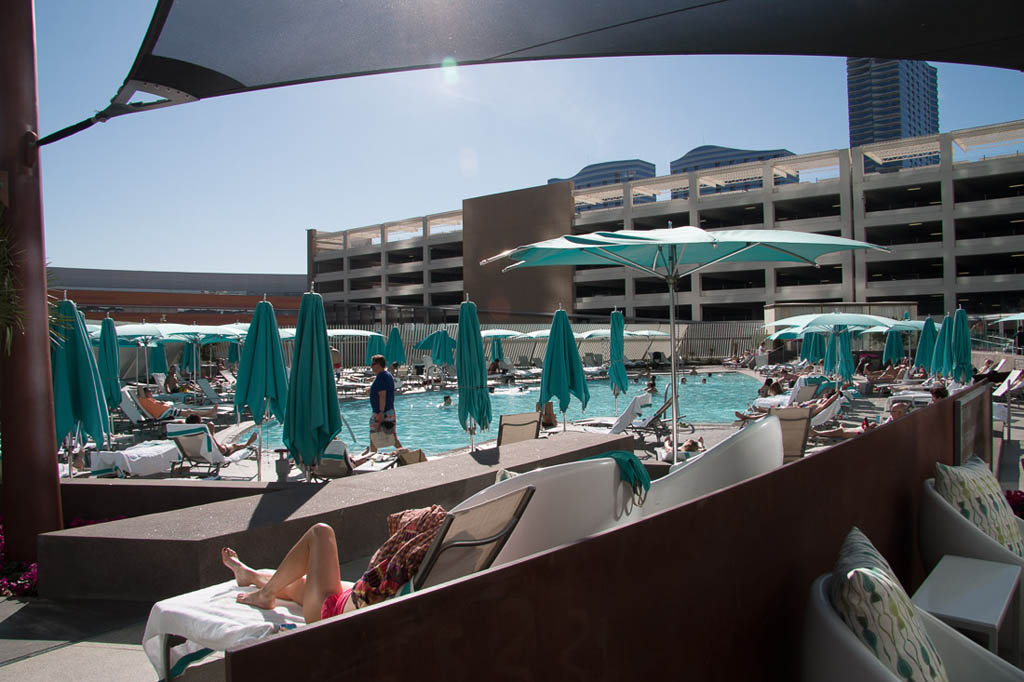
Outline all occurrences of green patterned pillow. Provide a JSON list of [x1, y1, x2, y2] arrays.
[[830, 527, 948, 682], [934, 456, 1024, 558]]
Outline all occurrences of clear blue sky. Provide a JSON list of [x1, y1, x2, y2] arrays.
[[34, 1, 1024, 275]]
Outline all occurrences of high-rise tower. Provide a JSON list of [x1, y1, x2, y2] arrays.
[[847, 58, 939, 169]]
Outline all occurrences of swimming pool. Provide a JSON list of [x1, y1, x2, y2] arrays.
[[248, 372, 759, 456]]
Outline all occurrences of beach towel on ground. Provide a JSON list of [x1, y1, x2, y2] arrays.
[[351, 505, 447, 607]]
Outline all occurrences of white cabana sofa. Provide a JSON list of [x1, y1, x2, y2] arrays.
[[802, 574, 1023, 681], [453, 414, 785, 566]]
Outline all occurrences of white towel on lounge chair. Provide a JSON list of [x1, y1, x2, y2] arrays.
[[143, 579, 305, 679], [90, 440, 181, 478]]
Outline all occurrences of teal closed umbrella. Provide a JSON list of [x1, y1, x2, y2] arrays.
[[914, 317, 937, 371], [51, 300, 110, 455], [608, 311, 629, 413], [823, 332, 837, 376], [235, 301, 288, 481], [149, 343, 169, 375], [228, 341, 240, 366], [180, 342, 196, 374], [456, 300, 491, 450], [364, 334, 386, 366], [801, 332, 826, 364], [882, 329, 904, 367], [837, 328, 855, 383], [539, 309, 590, 428], [950, 308, 973, 384], [385, 327, 406, 365], [283, 293, 342, 472], [931, 314, 953, 378], [416, 330, 456, 366], [490, 337, 504, 362], [97, 318, 121, 412]]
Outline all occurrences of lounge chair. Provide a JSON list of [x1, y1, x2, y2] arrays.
[[196, 378, 234, 406], [766, 405, 811, 463], [89, 440, 182, 478], [219, 369, 237, 385], [141, 485, 535, 680], [120, 387, 176, 428], [994, 370, 1023, 402], [802, 573, 1022, 681], [809, 395, 842, 429], [628, 393, 692, 440], [395, 448, 427, 466], [496, 411, 542, 446], [573, 394, 653, 437], [308, 440, 355, 481], [166, 422, 253, 477]]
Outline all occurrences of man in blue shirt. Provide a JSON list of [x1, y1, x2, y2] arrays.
[[369, 354, 402, 452]]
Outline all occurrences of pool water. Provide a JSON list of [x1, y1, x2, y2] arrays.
[[249, 372, 759, 456]]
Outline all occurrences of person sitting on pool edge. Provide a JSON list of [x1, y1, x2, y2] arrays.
[[368, 354, 402, 453], [182, 415, 258, 456], [137, 386, 217, 421]]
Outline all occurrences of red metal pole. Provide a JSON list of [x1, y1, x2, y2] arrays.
[[0, 0, 64, 561]]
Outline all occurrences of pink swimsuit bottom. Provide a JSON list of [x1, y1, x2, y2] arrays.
[[320, 587, 353, 620]]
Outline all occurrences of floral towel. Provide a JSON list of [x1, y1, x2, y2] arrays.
[[351, 505, 447, 607]]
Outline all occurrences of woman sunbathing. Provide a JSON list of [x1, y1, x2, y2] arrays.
[[812, 400, 909, 439], [182, 415, 257, 456], [735, 390, 840, 422], [224, 505, 446, 623]]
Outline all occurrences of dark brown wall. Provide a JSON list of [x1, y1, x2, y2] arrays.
[[228, 395, 970, 682], [462, 183, 575, 323]]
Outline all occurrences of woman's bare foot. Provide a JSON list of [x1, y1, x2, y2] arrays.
[[244, 432, 258, 448], [236, 587, 276, 610], [222, 547, 261, 587]]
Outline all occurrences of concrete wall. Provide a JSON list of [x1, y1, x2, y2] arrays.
[[37, 432, 630, 602], [226, 387, 990, 682], [462, 183, 576, 323]]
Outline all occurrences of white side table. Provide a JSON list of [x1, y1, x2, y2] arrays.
[[912, 554, 1021, 664]]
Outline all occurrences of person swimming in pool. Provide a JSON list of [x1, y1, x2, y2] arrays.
[[440, 394, 453, 408]]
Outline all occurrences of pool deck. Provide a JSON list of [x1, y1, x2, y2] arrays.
[[2, 367, 1018, 681]]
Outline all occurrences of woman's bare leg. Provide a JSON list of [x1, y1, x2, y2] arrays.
[[235, 523, 342, 622], [222, 548, 306, 603]]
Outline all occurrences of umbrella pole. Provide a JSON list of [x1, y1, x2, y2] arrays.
[[668, 277, 679, 465]]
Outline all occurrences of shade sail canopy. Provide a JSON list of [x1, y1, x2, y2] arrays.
[[41, 0, 1024, 145]]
